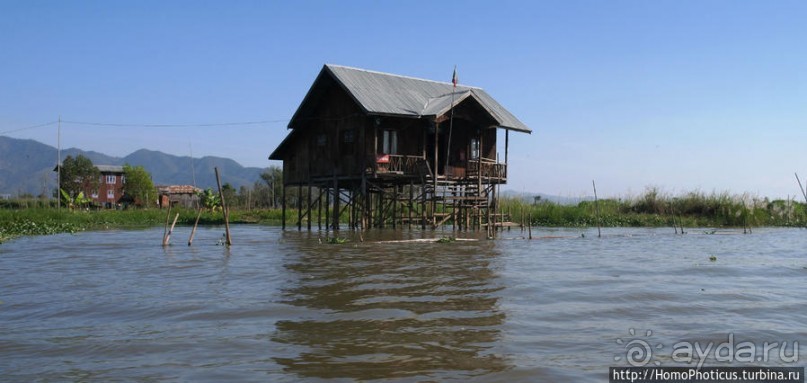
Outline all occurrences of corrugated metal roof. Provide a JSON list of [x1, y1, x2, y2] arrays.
[[157, 185, 202, 195], [272, 65, 532, 160], [95, 165, 124, 173], [323, 64, 531, 133]]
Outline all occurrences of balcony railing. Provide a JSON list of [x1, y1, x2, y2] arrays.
[[374, 155, 506, 180], [375, 154, 423, 176], [466, 158, 507, 180]]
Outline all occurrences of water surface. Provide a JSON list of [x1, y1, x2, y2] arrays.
[[1, 226, 806, 382]]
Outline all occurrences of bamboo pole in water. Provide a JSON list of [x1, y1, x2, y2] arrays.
[[592, 180, 602, 238], [796, 173, 807, 203], [215, 167, 232, 246], [163, 213, 179, 246], [188, 205, 203, 246], [162, 203, 172, 245], [670, 200, 679, 235]]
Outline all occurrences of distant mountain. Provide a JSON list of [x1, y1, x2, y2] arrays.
[[0, 136, 266, 197]]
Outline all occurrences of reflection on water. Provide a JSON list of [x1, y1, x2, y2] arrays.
[[272, 231, 509, 380]]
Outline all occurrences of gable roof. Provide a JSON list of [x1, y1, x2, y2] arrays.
[[271, 65, 531, 161], [290, 64, 531, 134]]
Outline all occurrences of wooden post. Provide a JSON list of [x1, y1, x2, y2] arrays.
[[188, 205, 203, 246], [307, 182, 312, 231], [349, 190, 355, 229], [297, 183, 302, 231], [332, 176, 340, 231], [162, 202, 172, 244], [592, 180, 602, 238], [163, 213, 179, 246], [215, 167, 232, 246], [408, 181, 414, 230], [492, 184, 497, 238], [325, 186, 330, 232], [421, 183, 427, 230], [477, 131, 483, 230], [528, 213, 532, 239], [392, 185, 398, 229], [505, 129, 509, 174], [281, 183, 286, 230], [317, 187, 322, 231], [378, 187, 385, 228], [432, 122, 439, 223]]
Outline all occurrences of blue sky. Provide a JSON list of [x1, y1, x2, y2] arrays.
[[2, 1, 806, 199]]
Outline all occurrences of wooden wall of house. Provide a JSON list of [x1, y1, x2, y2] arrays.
[[372, 117, 424, 157], [283, 84, 367, 184], [453, 98, 499, 162]]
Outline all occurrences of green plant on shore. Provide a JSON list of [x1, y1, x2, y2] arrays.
[[499, 188, 807, 228], [1, 186, 806, 243]]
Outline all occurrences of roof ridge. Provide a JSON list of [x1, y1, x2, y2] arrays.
[[324, 64, 482, 90]]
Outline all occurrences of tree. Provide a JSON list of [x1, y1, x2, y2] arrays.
[[59, 155, 100, 201], [260, 166, 283, 208], [198, 188, 221, 212], [221, 183, 237, 209], [122, 164, 155, 207]]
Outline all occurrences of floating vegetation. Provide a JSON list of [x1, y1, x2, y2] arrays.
[[326, 237, 347, 245], [437, 236, 456, 243], [0, 219, 83, 238], [709, 255, 717, 262]]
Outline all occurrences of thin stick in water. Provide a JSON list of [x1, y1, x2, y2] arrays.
[[796, 173, 807, 203], [163, 213, 179, 247], [592, 180, 602, 238], [162, 203, 172, 245], [215, 167, 232, 246], [188, 206, 203, 246]]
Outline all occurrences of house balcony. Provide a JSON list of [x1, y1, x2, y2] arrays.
[[373, 154, 507, 183]]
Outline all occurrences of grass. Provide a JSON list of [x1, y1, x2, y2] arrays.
[[499, 188, 807, 228], [0, 207, 289, 243], [2, 188, 806, 243]]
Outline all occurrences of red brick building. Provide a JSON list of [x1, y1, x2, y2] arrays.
[[93, 165, 126, 208]]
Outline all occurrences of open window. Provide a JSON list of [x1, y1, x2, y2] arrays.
[[382, 130, 398, 154], [470, 138, 480, 160]]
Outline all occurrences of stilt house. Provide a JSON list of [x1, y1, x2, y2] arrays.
[[269, 64, 531, 230]]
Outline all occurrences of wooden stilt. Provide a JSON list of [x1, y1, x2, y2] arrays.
[[408, 181, 414, 230], [281, 183, 286, 230], [332, 177, 340, 231], [325, 186, 330, 232], [392, 185, 397, 229], [317, 187, 322, 231], [297, 183, 302, 231], [307, 182, 312, 231]]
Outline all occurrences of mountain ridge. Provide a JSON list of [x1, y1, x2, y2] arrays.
[[0, 136, 266, 196]]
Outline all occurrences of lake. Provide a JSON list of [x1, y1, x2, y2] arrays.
[[1, 225, 805, 382]]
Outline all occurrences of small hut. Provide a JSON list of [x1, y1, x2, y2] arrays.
[[158, 185, 202, 209], [269, 64, 531, 230]]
